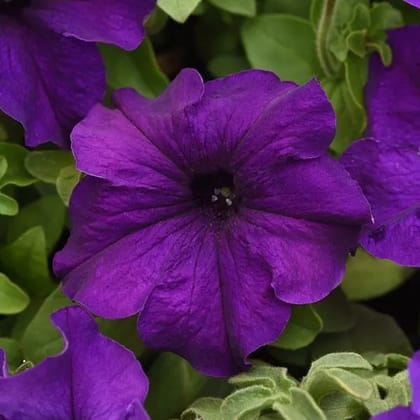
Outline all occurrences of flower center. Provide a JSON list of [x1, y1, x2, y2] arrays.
[[191, 170, 240, 217], [0, 0, 29, 12]]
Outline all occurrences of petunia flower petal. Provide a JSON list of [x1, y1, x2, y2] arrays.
[[138, 223, 291, 377], [403, 0, 420, 9], [173, 70, 297, 171], [341, 138, 420, 266], [26, 0, 156, 50], [232, 78, 335, 168], [0, 306, 148, 419], [366, 26, 420, 145], [112, 68, 205, 173], [54, 178, 194, 318], [71, 104, 188, 187], [372, 407, 419, 420], [240, 154, 370, 225], [0, 18, 105, 148], [238, 209, 362, 304]]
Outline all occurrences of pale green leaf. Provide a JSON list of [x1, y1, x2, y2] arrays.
[[207, 0, 256, 16], [241, 14, 321, 84], [157, 0, 201, 23], [0, 273, 29, 315]]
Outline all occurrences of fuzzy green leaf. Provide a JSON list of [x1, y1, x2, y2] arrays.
[[207, 0, 256, 16], [157, 0, 201, 23]]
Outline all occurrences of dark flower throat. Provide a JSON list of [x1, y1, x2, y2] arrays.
[[191, 170, 240, 218]]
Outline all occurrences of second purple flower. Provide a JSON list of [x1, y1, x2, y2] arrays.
[[54, 69, 370, 376]]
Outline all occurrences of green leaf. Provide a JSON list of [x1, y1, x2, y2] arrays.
[[0, 156, 8, 180], [309, 352, 373, 373], [0, 143, 35, 188], [97, 316, 145, 357], [230, 364, 296, 392], [7, 195, 66, 253], [272, 388, 326, 420], [262, 0, 311, 17], [207, 0, 256, 17], [369, 2, 403, 35], [304, 367, 374, 402], [207, 54, 249, 77], [314, 288, 356, 333], [0, 273, 29, 315], [20, 287, 71, 364], [220, 385, 274, 419], [145, 352, 211, 420], [312, 305, 412, 358], [341, 249, 411, 300], [319, 392, 366, 419], [0, 337, 22, 371], [0, 226, 54, 296], [157, 0, 201, 23], [181, 397, 223, 420], [56, 165, 81, 206], [0, 193, 18, 216], [322, 76, 365, 154], [101, 38, 168, 98], [272, 305, 323, 350], [241, 14, 322, 84], [24, 151, 74, 184]]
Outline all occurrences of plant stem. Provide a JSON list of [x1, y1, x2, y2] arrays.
[[316, 0, 338, 77]]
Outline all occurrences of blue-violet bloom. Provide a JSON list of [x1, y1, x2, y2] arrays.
[[54, 69, 370, 376], [0, 306, 149, 419], [0, 0, 155, 148], [341, 26, 420, 267]]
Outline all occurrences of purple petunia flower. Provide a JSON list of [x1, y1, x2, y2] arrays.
[[0, 0, 155, 148], [0, 306, 149, 419], [403, 0, 420, 8], [54, 69, 370, 376], [372, 351, 420, 419], [341, 27, 420, 267]]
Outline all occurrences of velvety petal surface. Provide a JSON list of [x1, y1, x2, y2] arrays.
[[238, 209, 361, 304], [71, 103, 187, 187], [341, 138, 420, 266], [0, 306, 148, 419], [0, 18, 105, 148], [26, 0, 156, 50], [54, 177, 193, 318], [112, 68, 205, 173], [372, 407, 419, 420], [138, 221, 291, 376], [239, 154, 370, 225], [366, 26, 420, 144]]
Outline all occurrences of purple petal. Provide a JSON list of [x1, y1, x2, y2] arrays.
[[112, 69, 204, 173], [240, 154, 370, 225], [26, 0, 156, 50], [54, 178, 194, 318], [410, 351, 420, 414], [232, 78, 335, 168], [0, 350, 7, 378], [238, 209, 362, 304], [71, 103, 187, 187], [371, 407, 419, 420], [366, 26, 420, 145], [403, 1, 420, 8], [138, 223, 291, 377], [0, 18, 105, 148], [172, 70, 297, 171], [0, 306, 148, 419], [341, 138, 420, 266]]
